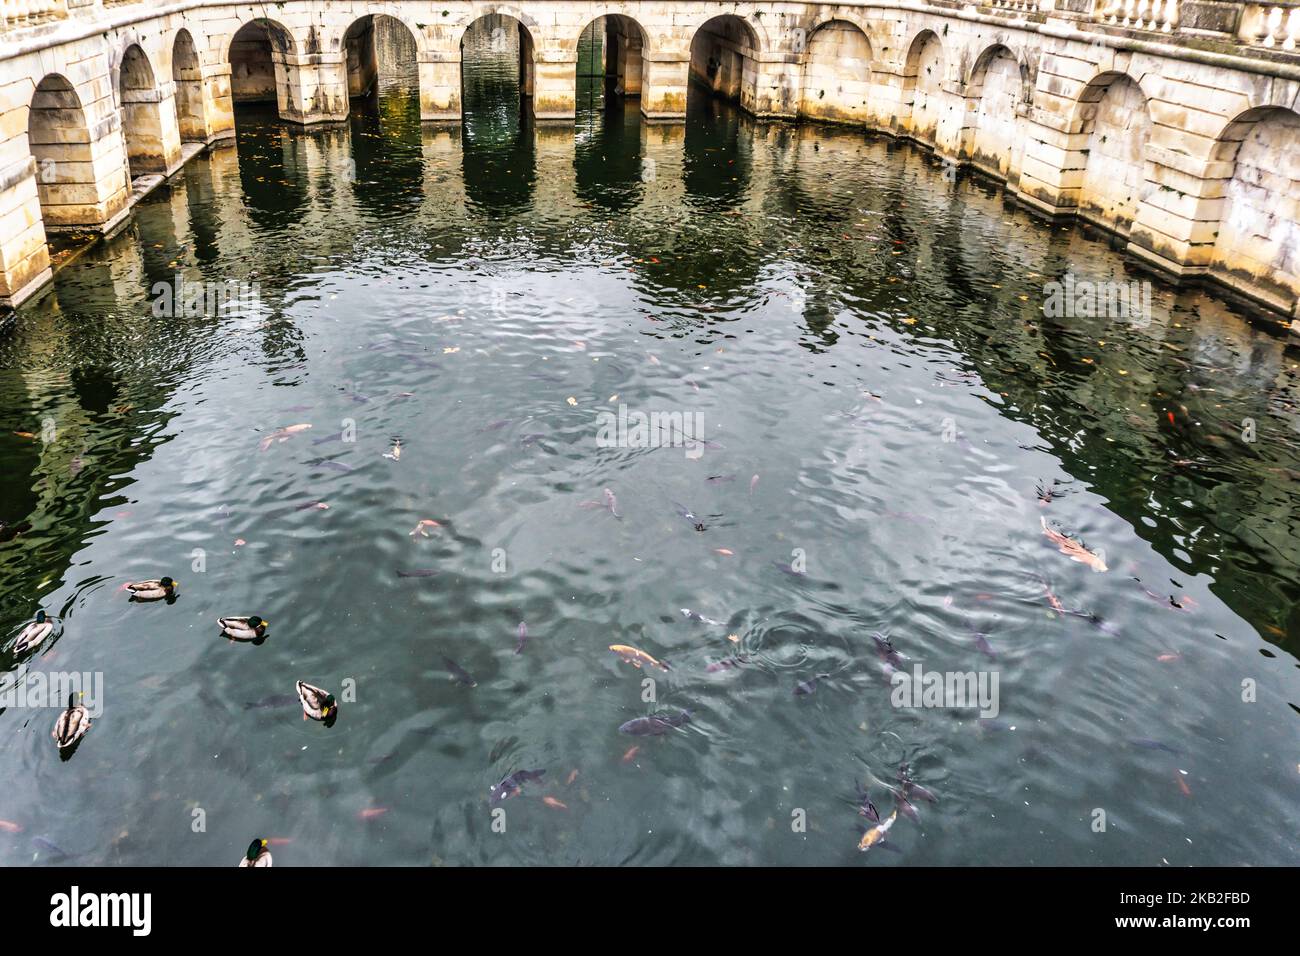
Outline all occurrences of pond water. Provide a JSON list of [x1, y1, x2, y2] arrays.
[[0, 29, 1297, 866]]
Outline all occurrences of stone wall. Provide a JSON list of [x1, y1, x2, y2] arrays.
[[0, 0, 1297, 328]]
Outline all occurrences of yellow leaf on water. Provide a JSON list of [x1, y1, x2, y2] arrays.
[[443, 347, 459, 354], [566, 397, 577, 406]]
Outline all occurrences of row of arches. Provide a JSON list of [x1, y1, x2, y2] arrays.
[[11, 10, 1299, 318]]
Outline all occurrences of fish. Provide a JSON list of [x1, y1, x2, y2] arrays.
[[858, 809, 898, 852], [357, 808, 388, 820], [515, 621, 528, 655], [579, 488, 621, 519], [310, 458, 353, 472], [489, 768, 545, 804], [622, 746, 640, 762], [705, 474, 736, 484], [1130, 738, 1181, 755], [566, 770, 579, 785], [749, 475, 759, 496], [1156, 652, 1180, 663], [444, 657, 477, 687], [311, 431, 346, 446], [395, 568, 439, 578], [1176, 773, 1192, 796], [603, 488, 621, 519], [794, 674, 830, 696], [855, 783, 880, 823], [409, 519, 442, 536], [680, 608, 724, 627], [242, 694, 299, 711], [609, 644, 670, 671], [771, 561, 805, 577], [480, 419, 513, 432], [542, 797, 569, 810], [890, 788, 921, 822], [0, 820, 22, 834], [706, 657, 748, 673], [258, 423, 311, 451], [972, 632, 997, 660], [1043, 582, 1065, 613], [618, 710, 692, 736], [871, 632, 907, 667], [1040, 517, 1108, 572], [31, 836, 73, 861]]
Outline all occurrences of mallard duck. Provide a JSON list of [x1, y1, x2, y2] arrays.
[[14, 610, 53, 653], [125, 577, 178, 601], [239, 838, 272, 867], [218, 616, 267, 641], [296, 681, 337, 721], [52, 693, 91, 750]]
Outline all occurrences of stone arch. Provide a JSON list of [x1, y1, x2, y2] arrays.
[[119, 44, 166, 177], [227, 18, 297, 116], [27, 74, 101, 230], [460, 12, 539, 107], [341, 14, 421, 98], [901, 29, 946, 143], [798, 19, 873, 124], [577, 14, 651, 100], [689, 14, 762, 112], [172, 28, 207, 143], [1072, 72, 1152, 235], [966, 43, 1026, 179], [1206, 106, 1300, 314]]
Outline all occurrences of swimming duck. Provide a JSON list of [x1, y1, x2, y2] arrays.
[[239, 838, 272, 867], [218, 616, 267, 641], [125, 577, 178, 601], [52, 693, 91, 750], [296, 681, 337, 721], [14, 610, 53, 653]]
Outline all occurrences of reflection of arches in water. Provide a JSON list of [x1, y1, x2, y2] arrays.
[[574, 97, 644, 211], [228, 19, 294, 116], [683, 83, 752, 209], [461, 116, 536, 217], [234, 110, 309, 230], [348, 87, 425, 218], [119, 44, 165, 177], [461, 14, 536, 130], [173, 29, 207, 143], [688, 15, 759, 112], [343, 15, 419, 98]]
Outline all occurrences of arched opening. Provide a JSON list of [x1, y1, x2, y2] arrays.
[[967, 45, 1024, 180], [343, 15, 419, 100], [1207, 107, 1300, 315], [1074, 74, 1151, 235], [576, 15, 649, 113], [460, 14, 536, 128], [798, 20, 872, 124], [228, 19, 294, 120], [901, 30, 944, 145], [27, 74, 100, 230], [688, 15, 759, 113], [119, 44, 166, 177], [172, 29, 206, 143]]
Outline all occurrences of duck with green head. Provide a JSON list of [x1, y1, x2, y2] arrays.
[[125, 577, 178, 601], [15, 610, 54, 653], [296, 681, 337, 722], [218, 616, 268, 641], [239, 838, 272, 867], [52, 692, 91, 750]]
